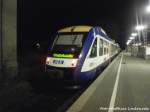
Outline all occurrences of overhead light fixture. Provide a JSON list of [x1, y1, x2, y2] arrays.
[[126, 39, 132, 45], [126, 41, 130, 45], [130, 36, 134, 40], [146, 5, 150, 13], [131, 33, 138, 37], [135, 25, 145, 31]]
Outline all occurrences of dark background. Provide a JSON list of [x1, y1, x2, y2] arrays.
[[17, 0, 148, 53]]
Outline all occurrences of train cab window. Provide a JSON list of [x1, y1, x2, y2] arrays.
[[99, 39, 103, 56], [89, 38, 97, 58], [55, 34, 84, 47], [51, 33, 88, 58]]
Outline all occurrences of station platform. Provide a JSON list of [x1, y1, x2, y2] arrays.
[[67, 52, 150, 112]]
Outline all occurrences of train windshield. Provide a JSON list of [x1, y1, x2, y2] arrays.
[[51, 33, 87, 58], [55, 33, 85, 46]]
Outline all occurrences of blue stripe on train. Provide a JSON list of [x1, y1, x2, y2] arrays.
[[73, 27, 113, 82], [75, 69, 96, 82], [74, 28, 96, 82]]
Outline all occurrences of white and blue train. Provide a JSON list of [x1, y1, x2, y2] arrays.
[[45, 26, 120, 84]]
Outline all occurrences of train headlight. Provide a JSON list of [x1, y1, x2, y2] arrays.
[[71, 59, 78, 67], [46, 57, 51, 65]]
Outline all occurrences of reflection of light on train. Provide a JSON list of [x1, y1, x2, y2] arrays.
[[45, 26, 120, 84]]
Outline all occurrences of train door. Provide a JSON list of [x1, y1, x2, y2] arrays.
[[103, 40, 109, 61], [97, 38, 104, 64]]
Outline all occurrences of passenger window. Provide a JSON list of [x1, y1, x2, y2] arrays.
[[89, 38, 97, 58], [99, 39, 103, 56], [104, 48, 107, 54], [107, 48, 109, 54]]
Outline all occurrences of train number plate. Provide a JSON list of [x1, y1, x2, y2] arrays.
[[53, 60, 64, 64]]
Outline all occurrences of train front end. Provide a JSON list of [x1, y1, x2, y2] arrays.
[[45, 26, 92, 84]]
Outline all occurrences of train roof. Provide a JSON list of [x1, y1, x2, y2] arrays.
[[58, 26, 92, 33], [58, 25, 118, 46], [96, 27, 113, 41]]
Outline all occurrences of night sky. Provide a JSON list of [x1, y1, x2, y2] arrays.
[[18, 0, 149, 50]]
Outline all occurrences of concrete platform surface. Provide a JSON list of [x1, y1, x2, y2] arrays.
[[67, 52, 150, 112]]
